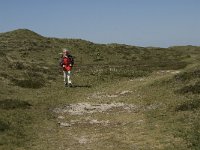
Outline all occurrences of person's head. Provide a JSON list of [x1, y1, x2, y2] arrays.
[[62, 48, 70, 56]]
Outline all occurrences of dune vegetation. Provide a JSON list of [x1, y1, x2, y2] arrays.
[[0, 29, 200, 150]]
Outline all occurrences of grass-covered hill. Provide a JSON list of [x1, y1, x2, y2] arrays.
[[0, 29, 200, 150], [0, 29, 191, 89]]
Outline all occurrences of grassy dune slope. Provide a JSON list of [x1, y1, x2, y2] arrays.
[[0, 29, 200, 150]]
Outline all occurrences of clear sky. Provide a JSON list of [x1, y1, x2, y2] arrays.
[[0, 0, 200, 47]]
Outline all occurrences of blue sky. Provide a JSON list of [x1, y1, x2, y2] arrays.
[[0, 0, 200, 47]]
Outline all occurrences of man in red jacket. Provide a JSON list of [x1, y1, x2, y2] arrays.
[[60, 49, 73, 87]]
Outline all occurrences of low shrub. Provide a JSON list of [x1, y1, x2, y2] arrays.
[[174, 69, 200, 82], [0, 99, 32, 110], [11, 71, 46, 89], [0, 120, 10, 132], [175, 99, 200, 111], [176, 82, 200, 94], [12, 78, 45, 89]]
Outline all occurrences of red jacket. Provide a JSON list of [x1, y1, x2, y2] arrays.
[[61, 56, 72, 71]]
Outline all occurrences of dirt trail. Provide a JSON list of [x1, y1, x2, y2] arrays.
[[33, 70, 182, 150]]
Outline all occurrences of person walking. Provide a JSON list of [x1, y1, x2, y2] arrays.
[[60, 49, 74, 87]]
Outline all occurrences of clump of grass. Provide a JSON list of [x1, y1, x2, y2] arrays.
[[0, 72, 9, 78], [0, 51, 6, 57], [175, 113, 200, 149], [0, 111, 34, 149], [12, 72, 46, 89], [12, 78, 45, 89], [157, 60, 187, 70], [0, 120, 10, 132], [174, 69, 200, 82], [175, 99, 200, 111], [15, 62, 26, 70], [176, 82, 200, 94], [0, 99, 32, 110], [187, 117, 200, 149]]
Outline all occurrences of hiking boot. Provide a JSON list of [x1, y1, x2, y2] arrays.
[[64, 83, 68, 87], [68, 83, 73, 87], [65, 83, 72, 88]]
